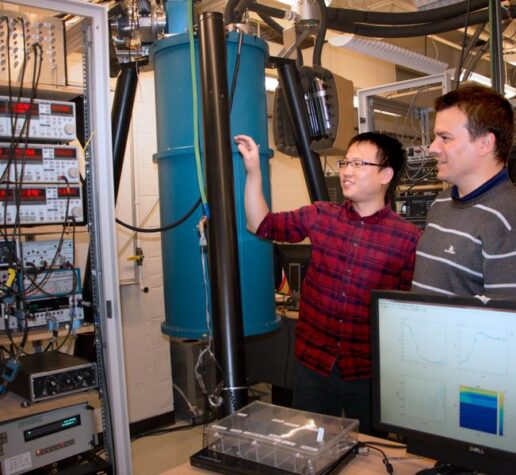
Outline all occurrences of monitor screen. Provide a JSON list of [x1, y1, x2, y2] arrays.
[[274, 244, 311, 294], [371, 290, 516, 474]]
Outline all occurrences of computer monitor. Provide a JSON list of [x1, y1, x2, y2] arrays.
[[325, 175, 344, 204], [371, 290, 516, 474], [274, 244, 311, 309]]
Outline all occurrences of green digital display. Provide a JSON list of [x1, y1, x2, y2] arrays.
[[24, 415, 81, 442]]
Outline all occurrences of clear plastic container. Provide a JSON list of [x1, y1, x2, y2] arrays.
[[205, 401, 359, 474]]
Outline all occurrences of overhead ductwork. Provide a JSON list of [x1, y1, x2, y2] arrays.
[[328, 34, 449, 75]]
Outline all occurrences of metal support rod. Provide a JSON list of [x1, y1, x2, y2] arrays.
[[112, 62, 139, 199], [198, 11, 249, 416], [488, 0, 504, 94], [271, 57, 329, 202]]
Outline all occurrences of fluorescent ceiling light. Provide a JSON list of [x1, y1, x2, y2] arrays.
[[374, 109, 402, 118], [275, 0, 332, 6], [461, 71, 516, 99]]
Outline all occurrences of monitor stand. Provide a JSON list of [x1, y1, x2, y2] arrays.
[[416, 462, 476, 475], [287, 291, 301, 311]]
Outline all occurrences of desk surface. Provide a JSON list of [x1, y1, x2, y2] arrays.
[[160, 434, 435, 475], [0, 323, 94, 346], [0, 389, 100, 423]]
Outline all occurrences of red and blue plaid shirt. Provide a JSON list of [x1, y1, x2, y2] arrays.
[[256, 200, 421, 380]]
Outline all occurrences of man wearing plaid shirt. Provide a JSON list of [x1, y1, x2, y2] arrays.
[[235, 132, 421, 434]]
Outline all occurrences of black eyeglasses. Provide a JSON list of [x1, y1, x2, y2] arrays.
[[337, 159, 384, 169]]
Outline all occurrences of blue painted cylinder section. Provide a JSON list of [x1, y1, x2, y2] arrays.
[[152, 32, 280, 338], [163, 0, 189, 35]]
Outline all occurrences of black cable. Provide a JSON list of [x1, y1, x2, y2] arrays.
[[223, 0, 240, 25], [130, 419, 204, 442], [8, 17, 29, 152], [455, 22, 486, 85], [0, 20, 30, 255], [312, 0, 327, 67], [4, 305, 29, 358], [233, 0, 256, 24], [360, 440, 407, 449], [454, 0, 472, 87], [43, 221, 78, 353], [359, 442, 394, 474], [326, 6, 516, 38], [4, 40, 44, 340], [115, 197, 201, 233], [254, 13, 303, 66], [461, 30, 488, 79], [463, 20, 513, 80], [0, 345, 11, 359], [20, 178, 75, 300], [256, 12, 283, 35], [14, 17, 29, 100], [4, 40, 42, 248], [229, 28, 244, 112], [1, 18, 18, 237], [249, 3, 287, 20], [326, 0, 488, 26]]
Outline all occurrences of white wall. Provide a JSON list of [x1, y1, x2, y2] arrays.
[[115, 71, 174, 423]]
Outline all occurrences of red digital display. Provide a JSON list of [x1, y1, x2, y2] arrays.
[[57, 187, 80, 198], [20, 148, 38, 157], [51, 103, 73, 116], [54, 147, 77, 159], [20, 188, 46, 201], [0, 189, 14, 201], [0, 147, 42, 161], [10, 101, 39, 116]]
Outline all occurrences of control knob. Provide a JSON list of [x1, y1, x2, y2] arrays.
[[64, 123, 75, 135]]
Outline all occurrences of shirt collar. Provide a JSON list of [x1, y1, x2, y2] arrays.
[[451, 168, 509, 201], [343, 200, 391, 223]]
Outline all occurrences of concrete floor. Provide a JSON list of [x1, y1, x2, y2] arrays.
[[131, 422, 205, 474]]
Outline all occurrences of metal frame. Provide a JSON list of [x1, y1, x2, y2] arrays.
[[357, 72, 452, 134], [7, 1, 132, 473]]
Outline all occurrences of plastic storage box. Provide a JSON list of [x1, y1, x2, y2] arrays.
[[204, 401, 359, 474]]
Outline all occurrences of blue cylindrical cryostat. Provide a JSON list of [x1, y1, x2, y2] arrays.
[[152, 32, 279, 338]]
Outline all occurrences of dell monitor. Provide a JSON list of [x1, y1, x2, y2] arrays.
[[371, 290, 516, 474]]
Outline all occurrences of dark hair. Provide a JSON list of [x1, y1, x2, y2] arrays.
[[348, 132, 406, 196], [435, 84, 514, 163]]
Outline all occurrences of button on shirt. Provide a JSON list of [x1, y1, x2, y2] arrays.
[[256, 200, 421, 381]]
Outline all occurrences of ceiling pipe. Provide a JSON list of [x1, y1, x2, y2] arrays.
[[489, 0, 504, 94], [326, 0, 488, 26], [326, 6, 515, 38]]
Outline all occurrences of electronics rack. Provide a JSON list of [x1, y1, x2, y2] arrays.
[[0, 1, 131, 474], [357, 74, 451, 227]]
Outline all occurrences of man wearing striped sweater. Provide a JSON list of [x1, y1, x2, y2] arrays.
[[412, 84, 516, 299]]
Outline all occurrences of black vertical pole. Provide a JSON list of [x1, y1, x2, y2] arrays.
[[272, 57, 329, 203], [488, 0, 504, 94], [198, 11, 248, 416]]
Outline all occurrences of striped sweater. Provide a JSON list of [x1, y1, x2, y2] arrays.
[[412, 178, 516, 299]]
